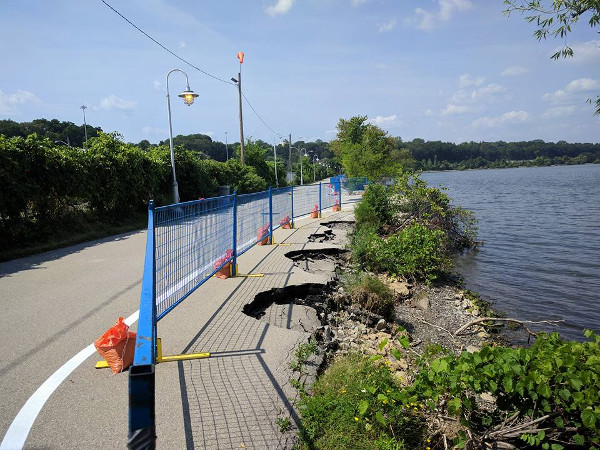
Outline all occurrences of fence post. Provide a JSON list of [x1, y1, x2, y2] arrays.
[[232, 191, 238, 276], [316, 182, 321, 217], [291, 186, 295, 229], [268, 186, 273, 244], [128, 200, 157, 449]]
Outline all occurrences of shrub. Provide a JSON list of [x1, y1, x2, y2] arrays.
[[406, 330, 600, 449], [343, 272, 395, 320], [353, 222, 451, 282], [298, 354, 426, 449], [355, 183, 393, 231], [393, 172, 478, 252]]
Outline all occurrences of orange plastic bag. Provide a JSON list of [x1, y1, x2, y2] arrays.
[[94, 317, 137, 374]]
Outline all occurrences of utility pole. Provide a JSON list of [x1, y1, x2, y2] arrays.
[[288, 133, 292, 173], [237, 70, 245, 164], [225, 131, 229, 161], [80, 105, 88, 146], [233, 51, 245, 164]]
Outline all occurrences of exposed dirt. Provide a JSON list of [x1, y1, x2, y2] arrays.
[[242, 283, 333, 333], [319, 220, 355, 231], [307, 229, 335, 243], [284, 248, 350, 274]]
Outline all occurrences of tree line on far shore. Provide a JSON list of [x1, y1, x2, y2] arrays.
[[2, 118, 599, 178]]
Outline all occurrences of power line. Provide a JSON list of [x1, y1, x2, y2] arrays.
[[242, 92, 278, 136], [100, 0, 234, 86], [100, 0, 281, 137]]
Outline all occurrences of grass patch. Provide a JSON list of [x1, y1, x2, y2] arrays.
[[343, 271, 395, 320], [298, 353, 426, 450]]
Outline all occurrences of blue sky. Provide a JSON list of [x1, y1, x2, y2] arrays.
[[1, 0, 598, 145]]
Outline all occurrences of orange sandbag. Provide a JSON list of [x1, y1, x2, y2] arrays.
[[94, 317, 137, 374]]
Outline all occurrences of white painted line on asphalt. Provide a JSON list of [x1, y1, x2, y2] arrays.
[[0, 311, 139, 450]]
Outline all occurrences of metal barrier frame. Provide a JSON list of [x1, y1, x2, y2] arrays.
[[127, 179, 342, 449]]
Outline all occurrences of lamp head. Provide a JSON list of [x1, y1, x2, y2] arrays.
[[179, 88, 199, 106]]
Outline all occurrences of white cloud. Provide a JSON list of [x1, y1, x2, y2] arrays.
[[179, 40, 186, 48], [265, 0, 295, 16], [501, 66, 529, 77], [439, 0, 472, 20], [472, 110, 529, 128], [370, 114, 397, 125], [459, 74, 485, 88], [0, 89, 40, 114], [153, 81, 162, 91], [351, 0, 370, 6], [441, 104, 471, 115], [543, 77, 600, 102], [543, 106, 576, 118], [200, 131, 214, 137], [95, 94, 137, 111], [448, 75, 505, 110], [414, 8, 436, 30], [413, 0, 473, 30], [472, 83, 505, 98], [378, 18, 397, 33]]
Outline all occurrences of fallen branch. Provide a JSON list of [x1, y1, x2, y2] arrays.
[[488, 413, 557, 439], [454, 318, 564, 337]]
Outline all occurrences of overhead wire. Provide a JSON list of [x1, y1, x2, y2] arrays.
[[242, 92, 278, 136], [100, 0, 234, 86], [99, 0, 281, 137]]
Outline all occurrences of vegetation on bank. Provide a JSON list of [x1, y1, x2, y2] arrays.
[[298, 330, 600, 449], [294, 129, 599, 448], [351, 174, 478, 283]]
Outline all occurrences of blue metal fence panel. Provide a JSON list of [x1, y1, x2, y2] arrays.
[[271, 186, 293, 230], [321, 181, 340, 210], [236, 190, 270, 256], [293, 184, 320, 217], [343, 176, 369, 192], [153, 196, 234, 320]]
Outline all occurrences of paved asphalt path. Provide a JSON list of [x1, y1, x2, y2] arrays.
[[0, 230, 146, 449]]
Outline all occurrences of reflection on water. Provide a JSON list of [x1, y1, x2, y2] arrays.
[[423, 164, 600, 341]]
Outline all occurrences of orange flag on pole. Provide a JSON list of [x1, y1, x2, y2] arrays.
[[237, 51, 244, 64]]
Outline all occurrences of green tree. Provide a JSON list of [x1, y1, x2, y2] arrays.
[[331, 116, 403, 178], [504, 0, 600, 114]]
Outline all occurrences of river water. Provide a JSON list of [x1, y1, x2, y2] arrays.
[[422, 164, 600, 341]]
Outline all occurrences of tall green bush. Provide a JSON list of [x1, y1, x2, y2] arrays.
[[405, 330, 600, 449], [350, 173, 475, 282]]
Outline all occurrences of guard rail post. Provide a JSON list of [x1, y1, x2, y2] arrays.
[[318, 182, 322, 217], [128, 200, 157, 450], [232, 190, 238, 276], [291, 185, 295, 228], [268, 186, 273, 244]]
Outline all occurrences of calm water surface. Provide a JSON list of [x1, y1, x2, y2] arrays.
[[422, 164, 600, 341]]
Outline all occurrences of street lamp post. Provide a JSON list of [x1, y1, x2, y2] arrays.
[[80, 105, 88, 146], [225, 131, 229, 161], [300, 148, 307, 185], [166, 68, 199, 204], [272, 134, 281, 188], [313, 155, 319, 182]]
